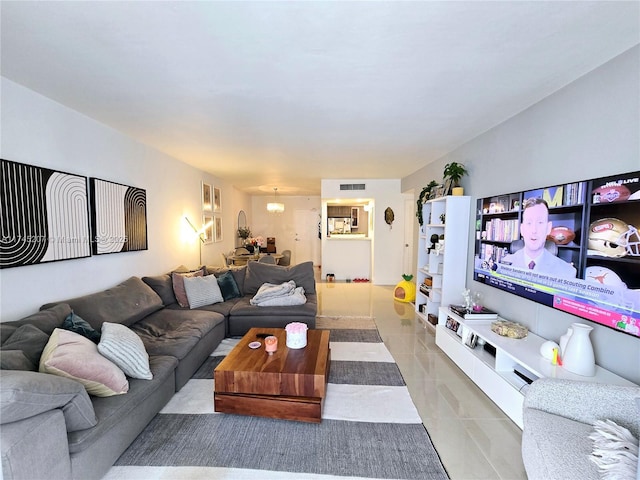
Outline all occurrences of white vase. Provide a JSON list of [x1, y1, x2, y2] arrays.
[[562, 323, 595, 376], [559, 327, 573, 357]]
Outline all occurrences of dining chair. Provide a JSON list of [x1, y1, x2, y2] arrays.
[[234, 247, 250, 255], [279, 249, 291, 266], [258, 255, 276, 264]]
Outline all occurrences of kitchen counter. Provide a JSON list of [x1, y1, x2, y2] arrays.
[[327, 233, 368, 239]]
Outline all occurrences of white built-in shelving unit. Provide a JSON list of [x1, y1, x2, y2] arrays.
[[436, 307, 635, 428], [414, 196, 470, 326]]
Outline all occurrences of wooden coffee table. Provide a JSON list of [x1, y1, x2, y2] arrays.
[[214, 327, 330, 423]]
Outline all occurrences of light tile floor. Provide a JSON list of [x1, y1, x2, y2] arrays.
[[316, 277, 527, 480]]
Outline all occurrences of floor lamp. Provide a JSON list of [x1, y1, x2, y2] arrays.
[[184, 216, 205, 265]]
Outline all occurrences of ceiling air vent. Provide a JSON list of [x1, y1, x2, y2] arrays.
[[339, 183, 366, 191]]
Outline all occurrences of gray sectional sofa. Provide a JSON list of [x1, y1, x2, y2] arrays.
[[1, 261, 316, 480]]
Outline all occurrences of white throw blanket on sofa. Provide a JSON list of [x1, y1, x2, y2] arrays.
[[250, 280, 307, 307]]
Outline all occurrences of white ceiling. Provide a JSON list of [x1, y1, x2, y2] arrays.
[[2, 1, 638, 195]]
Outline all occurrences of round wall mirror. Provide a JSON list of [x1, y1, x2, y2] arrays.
[[238, 210, 247, 229]]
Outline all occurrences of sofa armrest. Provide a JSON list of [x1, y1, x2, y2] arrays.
[[1, 370, 96, 432], [524, 378, 640, 437], [1, 409, 72, 480]]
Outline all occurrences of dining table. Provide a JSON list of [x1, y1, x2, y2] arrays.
[[230, 253, 283, 265]]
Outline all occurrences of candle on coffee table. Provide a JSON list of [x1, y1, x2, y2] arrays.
[[265, 336, 278, 354]]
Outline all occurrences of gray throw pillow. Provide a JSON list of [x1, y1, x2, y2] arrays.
[[97, 323, 152, 380], [183, 275, 224, 309], [0, 370, 97, 432]]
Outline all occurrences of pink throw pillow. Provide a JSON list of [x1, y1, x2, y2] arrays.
[[39, 329, 129, 397], [171, 269, 204, 308]]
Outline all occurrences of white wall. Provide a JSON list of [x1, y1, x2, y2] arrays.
[[321, 179, 406, 285], [250, 195, 322, 265], [402, 46, 640, 383], [0, 78, 251, 321]]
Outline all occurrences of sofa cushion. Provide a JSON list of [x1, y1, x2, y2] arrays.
[[230, 294, 318, 318], [0, 370, 97, 432], [130, 308, 224, 361], [0, 325, 50, 371], [39, 329, 129, 397], [0, 351, 34, 371], [205, 265, 246, 295], [2, 303, 72, 342], [216, 270, 242, 301], [40, 277, 164, 330], [243, 261, 316, 295], [62, 311, 101, 344], [66, 354, 177, 455], [183, 275, 224, 309], [171, 270, 204, 308], [98, 323, 152, 380], [142, 274, 177, 306]]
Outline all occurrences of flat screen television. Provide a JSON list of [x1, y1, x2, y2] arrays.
[[473, 170, 640, 338]]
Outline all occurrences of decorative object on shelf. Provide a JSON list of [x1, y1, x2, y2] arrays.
[[562, 323, 596, 376], [491, 320, 528, 339], [429, 234, 440, 251], [394, 274, 416, 303], [471, 291, 483, 311], [439, 213, 446, 224], [559, 326, 573, 356], [450, 304, 498, 319], [443, 162, 468, 196], [462, 289, 472, 311], [384, 207, 395, 229], [539, 340, 560, 361], [416, 180, 438, 225], [266, 187, 285, 214], [547, 225, 576, 245]]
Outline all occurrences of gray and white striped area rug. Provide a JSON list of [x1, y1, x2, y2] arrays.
[[104, 328, 449, 480]]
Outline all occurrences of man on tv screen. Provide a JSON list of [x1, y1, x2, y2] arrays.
[[501, 198, 577, 278]]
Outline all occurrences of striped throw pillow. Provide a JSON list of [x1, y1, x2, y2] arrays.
[[183, 275, 224, 309], [98, 323, 152, 380]]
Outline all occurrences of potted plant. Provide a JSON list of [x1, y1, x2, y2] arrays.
[[416, 180, 438, 226], [237, 227, 252, 244], [443, 162, 468, 196]]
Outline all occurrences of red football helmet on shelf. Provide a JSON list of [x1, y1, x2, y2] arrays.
[[588, 218, 640, 257]]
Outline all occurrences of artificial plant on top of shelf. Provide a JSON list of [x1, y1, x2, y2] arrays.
[[416, 180, 439, 226], [443, 162, 468, 195]]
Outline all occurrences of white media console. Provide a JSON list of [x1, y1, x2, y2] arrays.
[[435, 306, 635, 428]]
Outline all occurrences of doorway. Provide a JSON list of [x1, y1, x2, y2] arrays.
[[294, 209, 320, 265]]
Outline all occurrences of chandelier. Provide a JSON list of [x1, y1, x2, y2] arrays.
[[266, 187, 285, 213]]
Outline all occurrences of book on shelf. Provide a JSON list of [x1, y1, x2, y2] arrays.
[[449, 304, 498, 319]]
